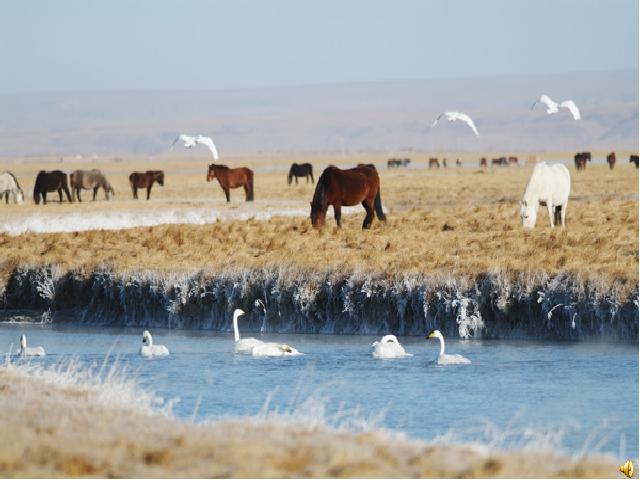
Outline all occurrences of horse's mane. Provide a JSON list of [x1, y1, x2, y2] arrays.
[[311, 170, 330, 208], [210, 164, 229, 170], [2, 171, 22, 191]]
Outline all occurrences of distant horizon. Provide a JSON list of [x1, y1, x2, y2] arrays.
[[2, 66, 638, 97]]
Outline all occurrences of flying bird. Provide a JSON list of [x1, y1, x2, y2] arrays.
[[431, 111, 479, 137], [171, 133, 219, 160], [531, 95, 581, 120]]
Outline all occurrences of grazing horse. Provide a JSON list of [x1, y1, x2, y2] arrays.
[[206, 164, 254, 202], [33, 170, 72, 205], [129, 170, 164, 200], [428, 158, 440, 168], [402, 158, 411, 167], [288, 163, 314, 185], [0, 171, 24, 204], [479, 157, 488, 168], [606, 152, 616, 170], [574, 152, 589, 171], [70, 169, 115, 201], [387, 158, 403, 168], [508, 156, 519, 166], [630, 155, 639, 168], [520, 162, 571, 229], [492, 157, 508, 167], [310, 165, 386, 229]]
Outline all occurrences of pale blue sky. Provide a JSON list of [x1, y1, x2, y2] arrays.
[[0, 0, 637, 93]]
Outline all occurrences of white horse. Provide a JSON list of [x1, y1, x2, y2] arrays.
[[0, 172, 24, 204], [520, 162, 571, 228]]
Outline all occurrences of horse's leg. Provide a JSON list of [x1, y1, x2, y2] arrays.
[[295, 176, 298, 185], [361, 200, 374, 229], [58, 188, 63, 203], [333, 204, 342, 228], [310, 172, 314, 184], [146, 186, 151, 200], [132, 186, 137, 199], [42, 192, 47, 205], [560, 202, 568, 227], [546, 201, 554, 228], [93, 186, 99, 201], [64, 186, 72, 203], [244, 184, 250, 201], [224, 187, 230, 202]]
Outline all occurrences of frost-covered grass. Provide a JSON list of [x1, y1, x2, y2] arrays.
[[0, 357, 618, 478]]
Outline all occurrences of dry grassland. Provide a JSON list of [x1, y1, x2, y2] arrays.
[[0, 366, 616, 478], [0, 154, 637, 293]]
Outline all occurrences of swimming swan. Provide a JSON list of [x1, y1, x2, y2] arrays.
[[372, 334, 412, 359], [233, 308, 264, 353], [251, 342, 302, 357], [19, 335, 45, 356], [139, 330, 170, 357], [427, 330, 471, 365]]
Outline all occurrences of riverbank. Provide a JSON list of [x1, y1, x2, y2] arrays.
[[1, 266, 636, 341], [0, 359, 617, 478]]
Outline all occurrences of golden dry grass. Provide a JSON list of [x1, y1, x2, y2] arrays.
[[0, 366, 617, 478], [0, 155, 637, 293]]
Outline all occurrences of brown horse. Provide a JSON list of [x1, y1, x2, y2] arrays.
[[428, 158, 440, 168], [33, 170, 72, 205], [310, 165, 385, 229], [606, 152, 616, 170], [630, 155, 639, 168], [479, 157, 488, 168], [70, 169, 114, 201], [206, 164, 254, 202], [129, 170, 164, 200], [508, 156, 519, 166]]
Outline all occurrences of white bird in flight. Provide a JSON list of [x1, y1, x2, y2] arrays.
[[531, 95, 581, 120], [171, 134, 219, 160], [431, 111, 479, 137]]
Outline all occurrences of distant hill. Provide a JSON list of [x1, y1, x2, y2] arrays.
[[0, 70, 637, 157]]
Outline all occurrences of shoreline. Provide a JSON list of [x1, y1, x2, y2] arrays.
[[1, 266, 637, 341], [0, 359, 618, 478]]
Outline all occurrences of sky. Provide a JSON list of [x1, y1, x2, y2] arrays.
[[0, 0, 637, 94]]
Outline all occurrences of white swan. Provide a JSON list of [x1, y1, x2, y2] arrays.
[[139, 330, 170, 357], [19, 335, 45, 356], [531, 95, 581, 120], [170, 133, 219, 160], [251, 342, 302, 357], [427, 330, 470, 365], [233, 308, 264, 353], [371, 334, 412, 359], [431, 111, 479, 136]]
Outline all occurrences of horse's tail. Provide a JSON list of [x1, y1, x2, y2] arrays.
[[374, 188, 386, 222], [247, 170, 254, 201], [70, 173, 77, 201]]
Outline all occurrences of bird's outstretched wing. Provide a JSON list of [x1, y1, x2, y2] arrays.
[[171, 133, 196, 150], [457, 113, 479, 136], [431, 112, 446, 128], [531, 94, 558, 113], [559, 100, 581, 120], [195, 135, 219, 160]]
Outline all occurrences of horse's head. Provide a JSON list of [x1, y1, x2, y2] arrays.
[[206, 164, 216, 182], [106, 184, 115, 199], [310, 201, 327, 228], [520, 199, 537, 229], [15, 189, 24, 204], [155, 171, 165, 186]]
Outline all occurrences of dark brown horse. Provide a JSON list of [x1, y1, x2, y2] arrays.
[[310, 165, 385, 229], [492, 157, 508, 166], [574, 152, 590, 171], [33, 170, 72, 205], [630, 155, 639, 168], [428, 158, 440, 168], [206, 164, 254, 202], [129, 170, 164, 200], [606, 152, 616, 170], [288, 163, 314, 185], [479, 157, 487, 168]]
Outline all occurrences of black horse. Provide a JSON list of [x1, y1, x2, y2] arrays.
[[33, 170, 72, 205], [288, 163, 314, 185], [630, 155, 639, 168]]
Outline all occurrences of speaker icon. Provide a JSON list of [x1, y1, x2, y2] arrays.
[[620, 459, 633, 478]]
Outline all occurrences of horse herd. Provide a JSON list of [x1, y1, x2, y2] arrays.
[[1, 154, 637, 231]]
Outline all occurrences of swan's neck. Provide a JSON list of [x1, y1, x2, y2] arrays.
[[20, 338, 26, 349], [147, 336, 153, 347], [438, 335, 445, 356], [233, 312, 240, 342]]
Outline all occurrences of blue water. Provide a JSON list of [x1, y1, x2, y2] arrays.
[[1, 322, 637, 458]]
